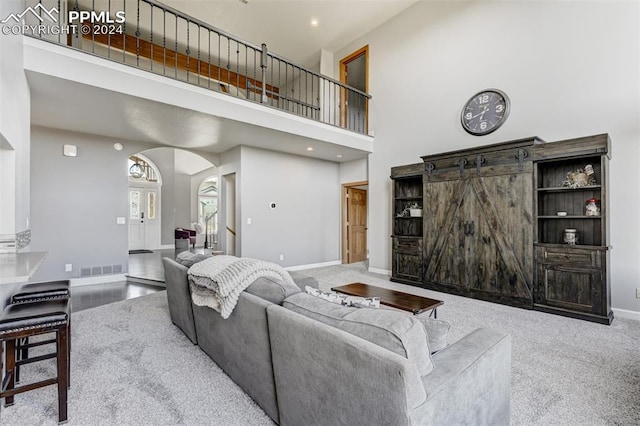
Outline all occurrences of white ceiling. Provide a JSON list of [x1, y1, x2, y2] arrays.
[[156, 0, 417, 67]]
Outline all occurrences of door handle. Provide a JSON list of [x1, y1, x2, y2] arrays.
[[463, 221, 475, 236], [141, 212, 145, 219]]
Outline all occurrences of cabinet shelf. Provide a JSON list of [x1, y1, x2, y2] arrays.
[[394, 196, 423, 201], [536, 185, 601, 193], [538, 215, 601, 220]]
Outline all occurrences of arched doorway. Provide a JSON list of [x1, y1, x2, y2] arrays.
[[128, 154, 162, 251]]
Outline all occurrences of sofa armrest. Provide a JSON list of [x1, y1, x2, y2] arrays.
[[267, 305, 426, 426], [417, 328, 511, 426], [161, 257, 197, 344]]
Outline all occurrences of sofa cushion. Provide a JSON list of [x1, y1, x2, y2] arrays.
[[176, 251, 211, 268], [415, 316, 450, 354], [245, 276, 301, 304], [288, 271, 320, 290], [305, 286, 380, 308], [283, 292, 434, 376]]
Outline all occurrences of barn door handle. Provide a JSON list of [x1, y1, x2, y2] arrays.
[[469, 221, 475, 236], [463, 222, 470, 236]]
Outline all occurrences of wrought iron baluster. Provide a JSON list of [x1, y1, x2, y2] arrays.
[[207, 29, 211, 88], [150, 4, 153, 72], [186, 20, 190, 82], [162, 8, 166, 75], [135, 0, 140, 66], [91, 0, 96, 52], [121, 0, 125, 62], [236, 41, 240, 97]]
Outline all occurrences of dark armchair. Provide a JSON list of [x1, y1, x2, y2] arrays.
[[175, 228, 196, 249]]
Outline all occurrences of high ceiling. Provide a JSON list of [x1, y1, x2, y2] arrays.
[[129, 0, 417, 67]]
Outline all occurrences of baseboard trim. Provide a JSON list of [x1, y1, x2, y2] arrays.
[[612, 307, 640, 322], [70, 274, 127, 287], [368, 267, 391, 276], [285, 260, 341, 271]]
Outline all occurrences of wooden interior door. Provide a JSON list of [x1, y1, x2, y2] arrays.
[[347, 187, 367, 263]]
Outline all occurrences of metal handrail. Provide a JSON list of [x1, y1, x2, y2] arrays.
[[25, 0, 372, 134], [135, 0, 370, 98]]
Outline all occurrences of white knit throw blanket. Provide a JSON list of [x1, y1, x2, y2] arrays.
[[188, 255, 296, 319]]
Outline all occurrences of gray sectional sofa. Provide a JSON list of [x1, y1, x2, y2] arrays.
[[162, 257, 511, 426]]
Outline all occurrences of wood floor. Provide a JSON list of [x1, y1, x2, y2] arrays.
[[71, 248, 206, 312]]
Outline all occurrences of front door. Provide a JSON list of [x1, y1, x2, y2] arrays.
[[128, 187, 159, 251], [347, 187, 367, 263]]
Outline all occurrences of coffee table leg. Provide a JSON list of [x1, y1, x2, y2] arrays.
[[429, 308, 437, 319]]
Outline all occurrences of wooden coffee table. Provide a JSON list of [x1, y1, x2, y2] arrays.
[[331, 283, 443, 318]]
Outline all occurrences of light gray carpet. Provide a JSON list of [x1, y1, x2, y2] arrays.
[[307, 262, 640, 426], [3, 262, 639, 425], [0, 291, 273, 426]]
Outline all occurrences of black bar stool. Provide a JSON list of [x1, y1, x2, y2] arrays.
[[0, 300, 69, 424], [10, 281, 71, 305], [9, 281, 71, 385]]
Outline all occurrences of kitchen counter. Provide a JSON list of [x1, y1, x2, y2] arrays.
[[0, 251, 48, 284]]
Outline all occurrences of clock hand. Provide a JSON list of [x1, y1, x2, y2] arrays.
[[471, 108, 487, 119]]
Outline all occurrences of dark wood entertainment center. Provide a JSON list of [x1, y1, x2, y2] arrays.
[[390, 134, 612, 324]]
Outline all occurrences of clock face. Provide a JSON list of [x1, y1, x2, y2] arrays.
[[461, 89, 510, 136]]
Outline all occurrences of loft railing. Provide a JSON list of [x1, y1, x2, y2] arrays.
[[22, 0, 372, 135]]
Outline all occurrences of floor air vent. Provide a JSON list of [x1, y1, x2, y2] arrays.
[[79, 265, 124, 277]]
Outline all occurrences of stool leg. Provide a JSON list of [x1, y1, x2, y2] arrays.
[[15, 337, 28, 384], [0, 339, 3, 415], [67, 320, 71, 389], [5, 339, 16, 407], [57, 327, 68, 424]]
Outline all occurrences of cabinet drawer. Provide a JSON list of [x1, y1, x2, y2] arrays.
[[393, 237, 422, 254], [537, 247, 601, 268]]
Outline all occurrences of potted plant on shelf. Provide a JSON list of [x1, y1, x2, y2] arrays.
[[406, 202, 423, 217]]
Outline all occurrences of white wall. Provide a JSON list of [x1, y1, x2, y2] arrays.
[[0, 0, 30, 239], [333, 1, 640, 315], [340, 158, 368, 184], [239, 146, 340, 267], [30, 127, 153, 280]]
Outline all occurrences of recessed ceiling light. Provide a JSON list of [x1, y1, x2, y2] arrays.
[[113, 143, 124, 151], [310, 18, 319, 27], [306, 147, 314, 152], [336, 154, 343, 158]]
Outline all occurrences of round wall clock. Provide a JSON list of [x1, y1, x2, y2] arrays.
[[461, 89, 510, 136]]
